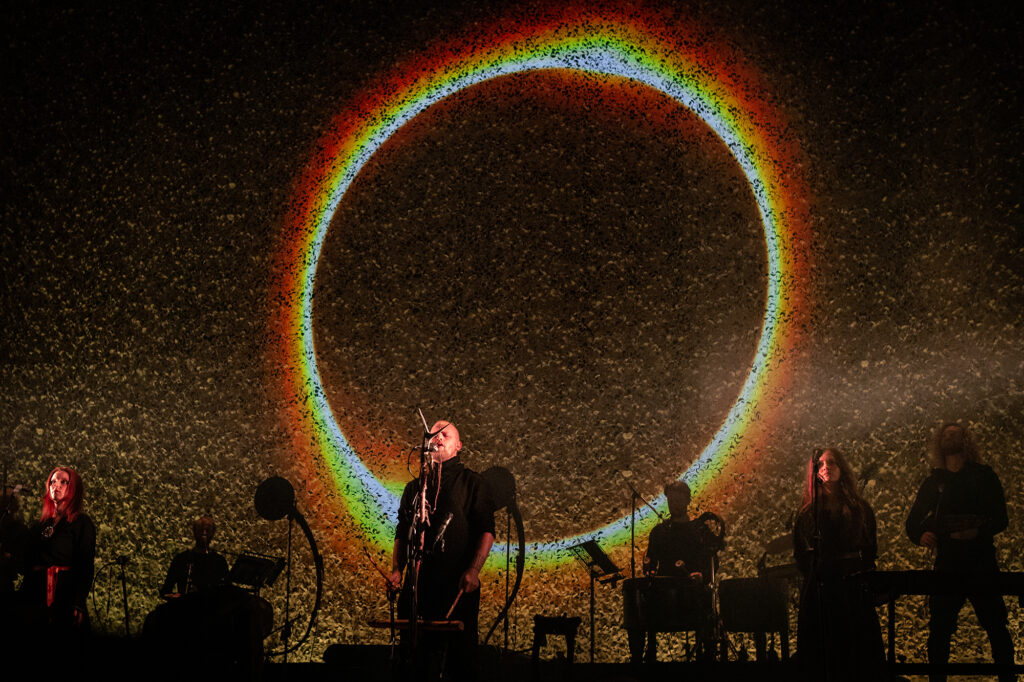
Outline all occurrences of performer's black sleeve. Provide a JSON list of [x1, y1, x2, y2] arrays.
[[160, 553, 183, 595], [905, 476, 938, 545], [214, 552, 229, 585], [862, 502, 878, 568], [468, 475, 495, 539], [395, 481, 416, 542], [72, 514, 96, 612], [792, 511, 813, 575], [981, 467, 1009, 537], [643, 525, 662, 575]]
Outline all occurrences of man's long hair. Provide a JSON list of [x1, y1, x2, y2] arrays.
[[40, 466, 84, 522], [928, 422, 980, 469]]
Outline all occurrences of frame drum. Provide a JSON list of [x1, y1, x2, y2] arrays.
[[622, 576, 711, 632]]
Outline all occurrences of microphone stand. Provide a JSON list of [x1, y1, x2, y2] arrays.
[[406, 413, 444, 653], [283, 514, 293, 663], [116, 555, 131, 636], [811, 473, 831, 682], [504, 509, 511, 649], [631, 494, 636, 580], [621, 475, 665, 579]]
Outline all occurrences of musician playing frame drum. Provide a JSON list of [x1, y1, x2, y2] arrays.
[[625, 480, 720, 664]]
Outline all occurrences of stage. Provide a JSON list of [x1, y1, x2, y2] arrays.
[[3, 1, 1022, 675], [69, 637, 798, 681], [61, 637, 1021, 681]]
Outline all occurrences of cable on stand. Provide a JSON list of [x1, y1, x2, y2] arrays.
[[480, 466, 524, 651], [403, 415, 447, 653], [116, 554, 131, 636]]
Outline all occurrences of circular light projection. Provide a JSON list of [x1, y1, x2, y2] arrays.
[[272, 5, 810, 569]]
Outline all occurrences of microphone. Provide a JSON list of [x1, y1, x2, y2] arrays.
[[418, 444, 439, 452], [433, 512, 455, 552]]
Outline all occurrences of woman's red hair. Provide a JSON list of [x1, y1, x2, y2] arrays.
[[40, 466, 84, 522]]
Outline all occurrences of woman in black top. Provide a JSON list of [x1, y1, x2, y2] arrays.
[[20, 466, 96, 635], [793, 448, 883, 682]]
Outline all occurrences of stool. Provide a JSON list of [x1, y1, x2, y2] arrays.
[[531, 615, 581, 681]]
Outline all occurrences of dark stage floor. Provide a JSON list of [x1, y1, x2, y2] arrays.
[[58, 637, 798, 681], [64, 638, 1020, 681], [274, 660, 796, 682]]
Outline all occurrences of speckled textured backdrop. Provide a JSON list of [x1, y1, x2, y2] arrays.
[[3, 0, 1021, 669]]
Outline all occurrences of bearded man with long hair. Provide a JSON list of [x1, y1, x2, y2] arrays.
[[906, 423, 1014, 682]]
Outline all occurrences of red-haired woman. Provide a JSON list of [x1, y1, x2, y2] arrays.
[[793, 449, 884, 682], [19, 466, 96, 638]]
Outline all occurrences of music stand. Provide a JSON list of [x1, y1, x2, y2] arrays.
[[229, 552, 284, 594], [570, 539, 622, 663]]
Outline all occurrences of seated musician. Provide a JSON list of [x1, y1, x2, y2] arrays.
[[146, 515, 268, 677], [906, 422, 1014, 682], [160, 516, 228, 597], [628, 480, 719, 664]]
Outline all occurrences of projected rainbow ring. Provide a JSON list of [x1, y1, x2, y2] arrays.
[[273, 6, 810, 569]]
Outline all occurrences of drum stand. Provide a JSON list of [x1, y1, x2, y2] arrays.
[[696, 512, 730, 662], [705, 554, 728, 661]]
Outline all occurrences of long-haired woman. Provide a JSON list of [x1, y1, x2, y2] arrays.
[[19, 466, 96, 642], [793, 448, 884, 681]]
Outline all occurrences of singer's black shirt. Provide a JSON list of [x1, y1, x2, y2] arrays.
[[396, 456, 495, 625], [905, 462, 1008, 570], [21, 513, 96, 613]]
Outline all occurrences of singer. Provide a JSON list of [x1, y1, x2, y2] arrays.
[[17, 466, 96, 655], [792, 448, 883, 682], [389, 420, 495, 682], [906, 422, 1014, 682]]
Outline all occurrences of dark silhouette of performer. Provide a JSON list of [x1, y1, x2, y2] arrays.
[[906, 422, 1015, 682], [145, 514, 268, 679], [1, 486, 29, 649], [793, 449, 883, 682], [389, 420, 495, 682], [628, 480, 718, 664], [160, 516, 228, 597], [17, 467, 96, 658], [1, 487, 28, 599]]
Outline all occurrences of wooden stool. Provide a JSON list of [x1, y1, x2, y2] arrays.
[[531, 615, 581, 681]]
